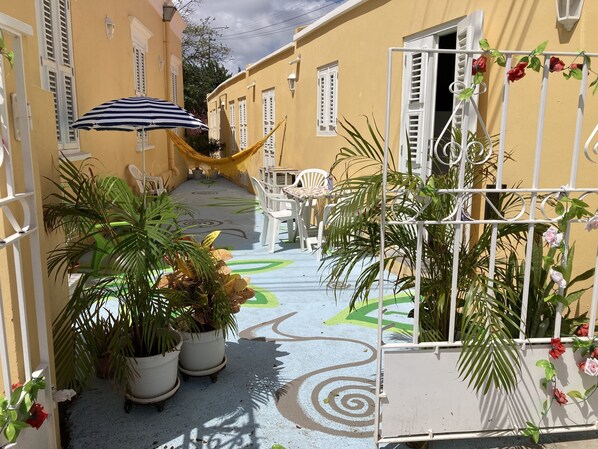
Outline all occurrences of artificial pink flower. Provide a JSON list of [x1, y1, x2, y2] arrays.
[[576, 323, 589, 337], [584, 358, 598, 376], [507, 61, 528, 82], [579, 360, 587, 371], [549, 338, 566, 359], [472, 55, 487, 74], [570, 63, 583, 71], [585, 214, 598, 231], [554, 388, 568, 405], [26, 403, 48, 429], [543, 226, 563, 248], [550, 268, 567, 289], [549, 56, 566, 72]]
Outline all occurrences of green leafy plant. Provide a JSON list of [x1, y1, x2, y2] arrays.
[[0, 31, 14, 67], [43, 157, 222, 391], [0, 376, 47, 443]]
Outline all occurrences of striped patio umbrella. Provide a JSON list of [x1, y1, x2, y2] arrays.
[[72, 96, 206, 194]]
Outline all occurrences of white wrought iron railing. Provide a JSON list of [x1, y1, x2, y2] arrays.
[[376, 45, 598, 446]]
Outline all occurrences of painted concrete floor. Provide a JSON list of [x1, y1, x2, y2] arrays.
[[65, 177, 598, 449]]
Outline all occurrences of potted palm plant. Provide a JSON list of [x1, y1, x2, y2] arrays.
[[159, 231, 254, 379], [44, 158, 219, 406]]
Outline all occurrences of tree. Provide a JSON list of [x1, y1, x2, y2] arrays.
[[173, 1, 231, 119]]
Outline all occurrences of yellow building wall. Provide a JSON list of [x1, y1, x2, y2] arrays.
[[70, 0, 188, 189], [208, 0, 598, 309]]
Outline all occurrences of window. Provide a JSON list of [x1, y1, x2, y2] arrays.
[[229, 101, 237, 153], [130, 17, 153, 149], [39, 0, 78, 151], [262, 89, 275, 167], [209, 105, 218, 140], [238, 98, 247, 150], [170, 56, 181, 104], [400, 11, 483, 177], [316, 63, 338, 136]]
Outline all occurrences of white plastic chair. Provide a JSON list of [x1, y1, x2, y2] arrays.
[[288, 168, 329, 189], [127, 164, 166, 195], [288, 168, 329, 234], [251, 177, 304, 253], [305, 202, 336, 261]]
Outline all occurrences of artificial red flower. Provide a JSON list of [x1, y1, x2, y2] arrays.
[[570, 63, 583, 70], [549, 56, 566, 72], [26, 403, 48, 429], [507, 61, 528, 82], [11, 382, 23, 391], [579, 360, 587, 371], [554, 388, 568, 405], [549, 338, 566, 359], [576, 323, 589, 337], [472, 55, 487, 74], [591, 347, 598, 359]]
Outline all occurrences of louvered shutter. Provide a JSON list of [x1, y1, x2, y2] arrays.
[[262, 89, 275, 167], [401, 35, 435, 177], [229, 101, 236, 153], [171, 70, 178, 104], [239, 98, 247, 150], [452, 11, 483, 135], [329, 66, 338, 130], [317, 71, 326, 132], [41, 0, 79, 150]]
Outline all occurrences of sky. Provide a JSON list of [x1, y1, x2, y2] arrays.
[[186, 0, 347, 74]]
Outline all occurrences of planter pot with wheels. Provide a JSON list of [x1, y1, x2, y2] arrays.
[[126, 332, 182, 400], [179, 329, 225, 374]]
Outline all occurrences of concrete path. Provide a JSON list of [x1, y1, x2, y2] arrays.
[[65, 177, 598, 449]]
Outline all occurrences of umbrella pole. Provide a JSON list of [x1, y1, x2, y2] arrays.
[[141, 127, 147, 205]]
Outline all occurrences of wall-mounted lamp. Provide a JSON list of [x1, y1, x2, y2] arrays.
[[246, 80, 256, 90], [105, 16, 115, 40], [289, 53, 301, 65], [555, 0, 584, 31], [287, 73, 297, 93], [163, 2, 177, 22]]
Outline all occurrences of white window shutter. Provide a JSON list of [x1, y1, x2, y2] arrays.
[[330, 67, 338, 131], [401, 35, 436, 176], [317, 73, 326, 131], [262, 89, 275, 167], [64, 74, 77, 143], [42, 0, 55, 61], [58, 0, 71, 66], [452, 11, 484, 136]]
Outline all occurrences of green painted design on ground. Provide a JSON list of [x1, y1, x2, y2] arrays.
[[325, 294, 413, 333], [206, 196, 259, 214], [243, 286, 279, 308], [197, 179, 216, 185], [228, 259, 292, 274]]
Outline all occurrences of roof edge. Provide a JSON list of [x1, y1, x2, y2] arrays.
[[246, 42, 294, 72], [293, 0, 368, 42], [207, 70, 247, 100]]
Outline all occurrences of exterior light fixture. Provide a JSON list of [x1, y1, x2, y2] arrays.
[[287, 73, 297, 93], [105, 16, 115, 40], [246, 80, 256, 90], [163, 2, 177, 22], [555, 0, 584, 31]]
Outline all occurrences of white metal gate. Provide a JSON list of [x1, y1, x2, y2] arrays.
[[376, 45, 598, 445], [0, 14, 58, 449]]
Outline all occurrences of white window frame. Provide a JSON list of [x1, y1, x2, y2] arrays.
[[209, 103, 218, 140], [262, 88, 275, 167], [130, 16, 153, 150], [38, 0, 79, 153], [238, 97, 247, 151], [316, 62, 338, 136], [229, 100, 237, 153]]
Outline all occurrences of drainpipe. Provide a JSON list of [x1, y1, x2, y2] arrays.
[[163, 17, 180, 178]]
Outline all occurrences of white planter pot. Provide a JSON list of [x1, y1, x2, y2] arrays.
[[179, 329, 225, 372], [126, 333, 182, 400]]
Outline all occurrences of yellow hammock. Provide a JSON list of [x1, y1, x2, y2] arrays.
[[166, 118, 286, 178]]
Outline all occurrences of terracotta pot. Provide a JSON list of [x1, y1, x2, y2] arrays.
[[179, 329, 225, 372]]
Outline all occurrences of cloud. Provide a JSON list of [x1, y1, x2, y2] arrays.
[[185, 0, 343, 73]]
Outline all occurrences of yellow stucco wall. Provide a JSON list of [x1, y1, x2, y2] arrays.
[[70, 0, 188, 188], [209, 0, 598, 310]]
